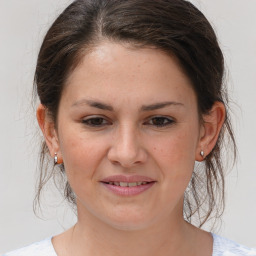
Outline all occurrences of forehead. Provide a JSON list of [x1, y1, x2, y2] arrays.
[[63, 41, 196, 109], [68, 41, 188, 81]]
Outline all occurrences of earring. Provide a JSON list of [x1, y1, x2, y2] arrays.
[[200, 150, 204, 158], [54, 153, 58, 165]]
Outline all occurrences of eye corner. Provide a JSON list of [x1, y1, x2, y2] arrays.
[[82, 116, 112, 127], [144, 115, 176, 128]]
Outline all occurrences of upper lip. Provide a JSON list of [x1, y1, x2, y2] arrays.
[[101, 175, 156, 183]]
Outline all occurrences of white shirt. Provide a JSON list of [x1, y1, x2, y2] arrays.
[[3, 233, 256, 256]]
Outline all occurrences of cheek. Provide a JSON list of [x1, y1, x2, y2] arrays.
[[150, 127, 198, 184], [152, 130, 197, 163], [58, 128, 106, 185]]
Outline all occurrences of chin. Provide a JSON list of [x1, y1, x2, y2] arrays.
[[77, 198, 161, 231], [102, 209, 158, 231]]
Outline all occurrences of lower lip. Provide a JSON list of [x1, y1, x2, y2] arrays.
[[101, 182, 156, 196]]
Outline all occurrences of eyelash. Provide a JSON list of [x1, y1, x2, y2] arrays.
[[82, 116, 175, 128], [82, 117, 109, 127], [146, 116, 175, 127]]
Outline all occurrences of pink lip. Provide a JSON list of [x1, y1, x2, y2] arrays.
[[101, 182, 156, 196], [101, 175, 155, 183], [100, 175, 156, 196]]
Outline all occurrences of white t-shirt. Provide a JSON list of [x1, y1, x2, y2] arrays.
[[3, 233, 256, 256]]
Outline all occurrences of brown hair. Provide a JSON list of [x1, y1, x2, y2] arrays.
[[34, 0, 236, 227]]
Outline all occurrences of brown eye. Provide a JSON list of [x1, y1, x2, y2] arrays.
[[147, 116, 174, 127], [82, 117, 109, 127]]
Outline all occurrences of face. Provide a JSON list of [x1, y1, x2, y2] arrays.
[[51, 42, 204, 230]]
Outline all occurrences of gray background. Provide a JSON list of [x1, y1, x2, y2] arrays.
[[1, 0, 256, 253]]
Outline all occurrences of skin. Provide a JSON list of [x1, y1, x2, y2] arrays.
[[37, 41, 225, 256]]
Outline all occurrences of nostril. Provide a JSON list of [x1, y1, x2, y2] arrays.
[[111, 160, 121, 166], [107, 141, 148, 167]]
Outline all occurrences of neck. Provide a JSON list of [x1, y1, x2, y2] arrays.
[[67, 203, 199, 256]]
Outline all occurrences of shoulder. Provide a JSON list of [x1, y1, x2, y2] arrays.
[[212, 233, 256, 256], [2, 238, 57, 256]]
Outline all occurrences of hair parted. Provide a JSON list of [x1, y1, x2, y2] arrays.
[[34, 0, 236, 227]]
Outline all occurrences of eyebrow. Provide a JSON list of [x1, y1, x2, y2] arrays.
[[72, 99, 184, 111], [141, 101, 184, 111], [72, 99, 114, 111]]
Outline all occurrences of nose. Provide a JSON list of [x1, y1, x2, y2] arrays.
[[107, 124, 148, 168]]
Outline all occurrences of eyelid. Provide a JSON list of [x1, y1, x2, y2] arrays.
[[82, 115, 112, 126], [144, 115, 175, 127], [81, 115, 175, 128]]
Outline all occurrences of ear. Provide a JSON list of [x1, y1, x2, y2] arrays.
[[36, 104, 63, 163], [195, 101, 226, 161]]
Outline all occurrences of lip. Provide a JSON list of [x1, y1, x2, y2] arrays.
[[101, 182, 156, 196], [101, 175, 156, 183], [100, 175, 156, 196]]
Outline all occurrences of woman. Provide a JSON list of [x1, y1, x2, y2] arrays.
[[4, 0, 256, 255]]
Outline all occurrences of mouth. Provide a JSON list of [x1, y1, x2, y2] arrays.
[[100, 175, 156, 196], [102, 181, 154, 187]]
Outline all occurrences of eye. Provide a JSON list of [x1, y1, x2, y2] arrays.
[[145, 116, 175, 127], [82, 116, 110, 127]]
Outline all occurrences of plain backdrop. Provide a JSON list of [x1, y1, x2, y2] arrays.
[[1, 0, 256, 253]]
